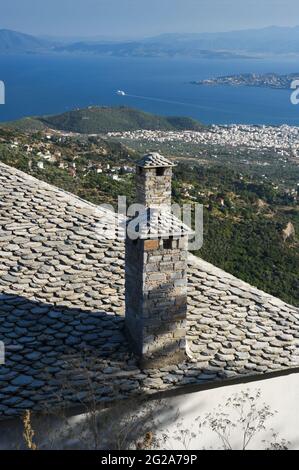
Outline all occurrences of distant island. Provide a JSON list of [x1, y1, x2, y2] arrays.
[[191, 73, 299, 89]]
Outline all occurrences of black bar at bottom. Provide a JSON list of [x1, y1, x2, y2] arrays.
[[0, 449, 293, 468]]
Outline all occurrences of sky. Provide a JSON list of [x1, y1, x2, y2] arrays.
[[0, 0, 298, 39]]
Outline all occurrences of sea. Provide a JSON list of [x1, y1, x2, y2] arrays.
[[0, 53, 299, 126]]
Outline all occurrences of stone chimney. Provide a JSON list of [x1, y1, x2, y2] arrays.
[[125, 153, 192, 368], [135, 152, 173, 207]]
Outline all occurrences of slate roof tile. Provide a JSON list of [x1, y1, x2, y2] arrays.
[[136, 152, 174, 168]]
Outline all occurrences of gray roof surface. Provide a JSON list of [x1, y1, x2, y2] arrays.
[[127, 207, 193, 239], [0, 162, 299, 419], [136, 152, 175, 168]]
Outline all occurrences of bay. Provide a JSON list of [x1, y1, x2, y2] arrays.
[[0, 53, 298, 126]]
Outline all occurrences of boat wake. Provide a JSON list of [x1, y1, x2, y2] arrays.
[[116, 90, 234, 113]]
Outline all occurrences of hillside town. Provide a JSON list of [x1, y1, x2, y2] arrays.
[[191, 73, 299, 89], [0, 130, 135, 179], [108, 124, 299, 158]]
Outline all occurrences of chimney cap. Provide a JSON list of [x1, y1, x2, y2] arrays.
[[136, 152, 175, 168], [127, 207, 194, 239]]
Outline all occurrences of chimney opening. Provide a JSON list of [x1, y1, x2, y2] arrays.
[[156, 167, 165, 176], [163, 237, 173, 249]]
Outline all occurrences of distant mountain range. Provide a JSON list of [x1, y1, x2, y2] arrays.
[[2, 106, 204, 134], [150, 26, 299, 55], [53, 39, 248, 59], [0, 29, 52, 54], [2, 26, 299, 57]]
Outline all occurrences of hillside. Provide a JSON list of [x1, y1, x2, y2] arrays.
[[146, 26, 299, 55], [3, 106, 204, 134], [0, 29, 50, 53], [54, 40, 247, 59]]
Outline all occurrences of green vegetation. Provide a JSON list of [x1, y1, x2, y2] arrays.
[[118, 137, 299, 190], [0, 127, 136, 205], [4, 106, 204, 134], [201, 214, 298, 305], [173, 164, 299, 306], [3, 116, 47, 132]]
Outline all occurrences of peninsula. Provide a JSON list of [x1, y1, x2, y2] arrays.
[[191, 73, 299, 89]]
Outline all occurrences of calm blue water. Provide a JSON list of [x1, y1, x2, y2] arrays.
[[0, 54, 299, 125]]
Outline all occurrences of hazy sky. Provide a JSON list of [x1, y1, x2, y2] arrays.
[[1, 0, 299, 38]]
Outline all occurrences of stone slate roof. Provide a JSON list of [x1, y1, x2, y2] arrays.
[[127, 207, 193, 239], [136, 152, 175, 168], [0, 162, 299, 419]]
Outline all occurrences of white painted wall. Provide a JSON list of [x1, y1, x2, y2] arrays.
[[0, 372, 298, 450], [156, 372, 299, 450]]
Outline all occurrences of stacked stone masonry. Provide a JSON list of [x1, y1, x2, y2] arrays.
[[136, 166, 173, 207], [125, 236, 189, 367]]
